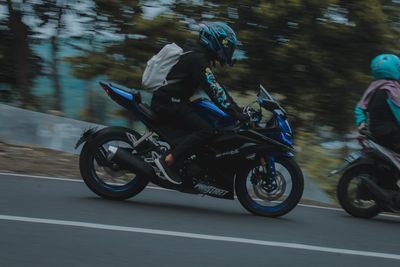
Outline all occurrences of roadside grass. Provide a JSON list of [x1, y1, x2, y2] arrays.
[[294, 131, 348, 202], [0, 142, 80, 178]]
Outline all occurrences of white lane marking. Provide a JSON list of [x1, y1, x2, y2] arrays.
[[1, 172, 399, 218], [0, 214, 399, 260]]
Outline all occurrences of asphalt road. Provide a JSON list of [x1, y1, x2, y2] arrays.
[[0, 172, 399, 267]]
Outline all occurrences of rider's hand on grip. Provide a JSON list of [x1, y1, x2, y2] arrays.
[[358, 122, 367, 131], [237, 111, 251, 123]]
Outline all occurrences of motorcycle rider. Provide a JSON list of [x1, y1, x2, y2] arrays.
[[152, 22, 246, 185], [355, 54, 400, 153]]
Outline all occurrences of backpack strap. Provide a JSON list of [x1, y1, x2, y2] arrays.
[[166, 79, 183, 85], [156, 51, 193, 89]]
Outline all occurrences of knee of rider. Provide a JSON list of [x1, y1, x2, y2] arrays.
[[198, 128, 214, 139]]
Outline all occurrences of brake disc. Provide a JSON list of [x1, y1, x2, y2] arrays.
[[253, 172, 286, 201]]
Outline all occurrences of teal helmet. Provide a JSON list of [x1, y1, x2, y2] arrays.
[[370, 54, 400, 80]]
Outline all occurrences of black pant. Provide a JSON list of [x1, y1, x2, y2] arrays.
[[373, 129, 400, 153], [151, 98, 214, 161]]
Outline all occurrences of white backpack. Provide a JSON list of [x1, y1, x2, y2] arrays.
[[141, 43, 190, 91]]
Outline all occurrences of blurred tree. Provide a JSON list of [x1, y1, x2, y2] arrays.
[[255, 0, 397, 132], [33, 0, 72, 112], [62, 2, 105, 122], [66, 0, 191, 125], [65, 0, 400, 132], [3, 0, 41, 109], [171, 0, 399, 132], [0, 7, 15, 103], [67, 0, 191, 87], [65, 0, 144, 124]]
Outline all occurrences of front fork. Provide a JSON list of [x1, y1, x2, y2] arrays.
[[249, 156, 278, 192], [260, 156, 277, 179]]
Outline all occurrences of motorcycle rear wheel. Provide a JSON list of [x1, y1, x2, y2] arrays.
[[79, 127, 150, 200]]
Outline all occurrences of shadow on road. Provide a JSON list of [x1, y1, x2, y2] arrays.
[[80, 196, 298, 224], [336, 214, 400, 225]]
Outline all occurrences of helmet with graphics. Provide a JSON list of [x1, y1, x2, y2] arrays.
[[199, 22, 238, 66]]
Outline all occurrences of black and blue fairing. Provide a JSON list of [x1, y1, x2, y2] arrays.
[[191, 99, 236, 128], [98, 81, 293, 149], [256, 88, 293, 147], [191, 94, 293, 149]]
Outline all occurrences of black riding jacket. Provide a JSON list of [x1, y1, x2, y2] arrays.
[[151, 41, 242, 118], [368, 90, 399, 136]]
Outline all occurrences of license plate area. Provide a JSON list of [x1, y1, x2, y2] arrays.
[[329, 151, 363, 177], [344, 151, 362, 164]]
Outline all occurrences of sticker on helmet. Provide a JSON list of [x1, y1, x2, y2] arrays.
[[222, 39, 229, 47]]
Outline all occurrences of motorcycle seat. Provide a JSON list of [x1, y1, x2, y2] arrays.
[[104, 82, 161, 122], [138, 103, 159, 121]]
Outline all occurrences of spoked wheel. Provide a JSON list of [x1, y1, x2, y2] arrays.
[[79, 127, 150, 200], [236, 157, 304, 217], [337, 165, 380, 218]]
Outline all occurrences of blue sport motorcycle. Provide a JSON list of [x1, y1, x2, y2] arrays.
[[76, 82, 304, 217]]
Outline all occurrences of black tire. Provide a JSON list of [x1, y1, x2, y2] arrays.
[[235, 157, 304, 217], [337, 165, 381, 219], [79, 126, 150, 200]]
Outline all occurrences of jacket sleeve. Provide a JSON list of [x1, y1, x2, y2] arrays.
[[196, 66, 242, 117], [354, 104, 367, 126]]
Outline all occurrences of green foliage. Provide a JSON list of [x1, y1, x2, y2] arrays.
[[168, 0, 399, 132], [3, 0, 400, 132], [294, 130, 345, 200]]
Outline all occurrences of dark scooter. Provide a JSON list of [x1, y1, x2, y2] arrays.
[[331, 130, 400, 218]]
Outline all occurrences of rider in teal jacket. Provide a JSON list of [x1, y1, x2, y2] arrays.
[[355, 54, 400, 152]]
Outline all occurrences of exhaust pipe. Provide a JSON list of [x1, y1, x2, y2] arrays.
[[359, 176, 391, 203], [107, 146, 156, 179]]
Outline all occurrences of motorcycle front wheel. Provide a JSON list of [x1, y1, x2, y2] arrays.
[[235, 157, 304, 217], [337, 164, 381, 219]]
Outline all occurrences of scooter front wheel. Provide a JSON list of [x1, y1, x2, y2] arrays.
[[337, 164, 380, 219]]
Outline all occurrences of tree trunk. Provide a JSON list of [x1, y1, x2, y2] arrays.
[[51, 6, 64, 112], [84, 81, 95, 122], [6, 0, 35, 109]]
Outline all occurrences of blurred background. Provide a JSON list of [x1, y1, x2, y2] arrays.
[[1, 0, 400, 198]]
